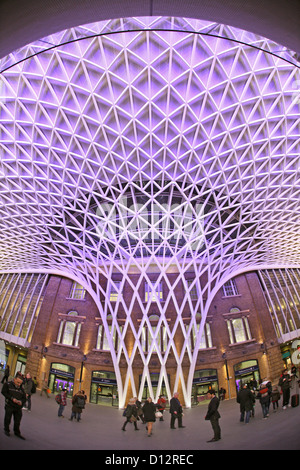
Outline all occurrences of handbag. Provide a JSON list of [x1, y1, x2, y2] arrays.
[[155, 411, 162, 418]]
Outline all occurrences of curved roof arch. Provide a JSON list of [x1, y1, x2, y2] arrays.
[[0, 0, 300, 60], [1, 14, 300, 406], [0, 16, 299, 289]]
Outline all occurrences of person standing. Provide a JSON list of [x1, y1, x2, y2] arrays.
[[278, 369, 292, 409], [23, 372, 34, 412], [169, 392, 185, 429], [205, 389, 221, 442], [57, 388, 67, 417], [271, 385, 281, 412], [157, 394, 167, 421], [40, 378, 50, 398], [142, 397, 156, 437], [237, 383, 255, 423], [1, 364, 10, 384], [257, 383, 271, 418], [69, 390, 86, 422], [1, 373, 26, 439]]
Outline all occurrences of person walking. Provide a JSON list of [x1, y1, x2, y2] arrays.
[[1, 373, 27, 439], [169, 392, 185, 429], [69, 390, 86, 422], [1, 364, 10, 384], [122, 397, 139, 431], [205, 389, 221, 442], [23, 372, 34, 412], [142, 397, 156, 437], [57, 388, 67, 417], [237, 383, 255, 423], [40, 378, 50, 398], [157, 395, 167, 421], [278, 369, 292, 409]]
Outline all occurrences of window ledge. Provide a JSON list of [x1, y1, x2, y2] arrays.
[[228, 339, 256, 347], [53, 342, 80, 349]]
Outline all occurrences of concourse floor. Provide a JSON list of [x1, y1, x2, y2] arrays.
[[0, 386, 299, 452]]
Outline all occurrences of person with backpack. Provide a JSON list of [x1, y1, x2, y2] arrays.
[[56, 388, 67, 417], [69, 390, 86, 422], [257, 382, 272, 418]]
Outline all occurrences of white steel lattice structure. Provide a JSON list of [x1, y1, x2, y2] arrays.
[[0, 17, 300, 406]]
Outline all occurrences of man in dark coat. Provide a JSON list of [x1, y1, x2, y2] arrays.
[[205, 389, 221, 442], [1, 374, 26, 439], [169, 392, 185, 429], [237, 383, 255, 423]]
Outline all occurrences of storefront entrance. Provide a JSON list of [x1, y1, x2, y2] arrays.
[[234, 360, 260, 392], [48, 363, 75, 398], [90, 371, 118, 406], [192, 369, 219, 405]]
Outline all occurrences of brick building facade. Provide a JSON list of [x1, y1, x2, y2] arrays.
[[10, 269, 285, 407]]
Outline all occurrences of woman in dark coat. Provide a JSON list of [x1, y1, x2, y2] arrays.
[[142, 397, 156, 436], [122, 398, 139, 431], [237, 383, 255, 423]]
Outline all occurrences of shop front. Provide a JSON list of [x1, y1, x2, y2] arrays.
[[234, 359, 260, 392], [48, 363, 75, 398], [192, 369, 219, 405], [90, 371, 118, 406]]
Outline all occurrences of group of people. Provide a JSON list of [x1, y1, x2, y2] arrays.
[[237, 369, 298, 424], [56, 387, 87, 422], [1, 367, 298, 444], [1, 369, 87, 439], [122, 390, 221, 442], [122, 394, 168, 436]]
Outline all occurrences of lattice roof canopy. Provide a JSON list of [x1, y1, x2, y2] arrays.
[[0, 17, 300, 405]]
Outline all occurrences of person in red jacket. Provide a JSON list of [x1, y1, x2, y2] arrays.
[[157, 394, 167, 421]]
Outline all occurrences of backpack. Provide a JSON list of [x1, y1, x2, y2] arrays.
[[55, 394, 62, 404], [77, 396, 85, 409]]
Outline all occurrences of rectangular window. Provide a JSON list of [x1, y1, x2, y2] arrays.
[[141, 325, 167, 353], [222, 279, 239, 297], [109, 281, 121, 302], [57, 320, 81, 347], [145, 281, 163, 302], [96, 324, 122, 351], [69, 282, 86, 300], [188, 323, 212, 350], [187, 279, 198, 300]]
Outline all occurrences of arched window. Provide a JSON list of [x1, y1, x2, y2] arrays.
[[56, 311, 82, 347]]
